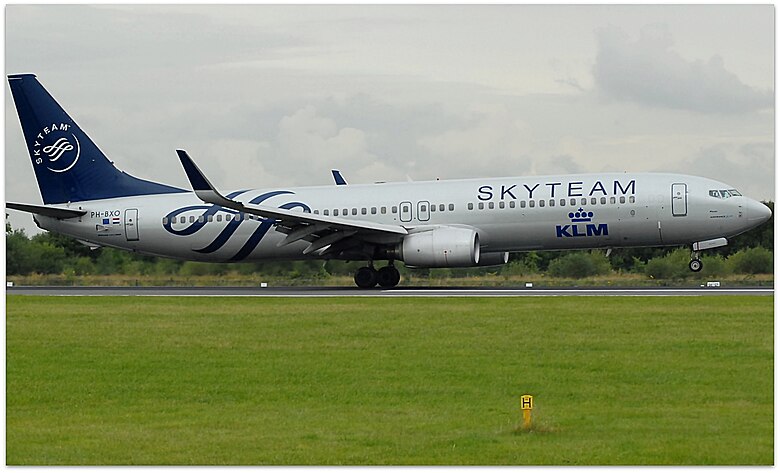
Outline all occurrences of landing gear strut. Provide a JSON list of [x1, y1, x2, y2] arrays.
[[689, 251, 703, 272], [354, 263, 401, 289]]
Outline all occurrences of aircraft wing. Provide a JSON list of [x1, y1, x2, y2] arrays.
[[176, 150, 407, 255], [7, 202, 87, 219]]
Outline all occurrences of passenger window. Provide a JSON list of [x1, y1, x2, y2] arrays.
[[189, 216, 195, 223], [539, 200, 545, 208], [591, 197, 597, 205], [361, 208, 367, 215], [421, 204, 427, 212], [478, 202, 485, 210], [509, 201, 516, 208], [610, 197, 616, 204], [529, 200, 535, 208], [499, 201, 505, 209], [162, 217, 168, 225], [619, 196, 626, 204], [440, 204, 445, 212], [448, 204, 454, 211], [208, 215, 214, 222], [488, 202, 494, 209], [334, 209, 339, 216], [381, 207, 387, 214], [324, 210, 329, 216], [560, 199, 566, 207], [520, 201, 526, 208], [600, 197, 607, 205], [216, 215, 222, 222], [430, 205, 435, 213], [629, 196, 635, 203], [570, 198, 576, 206], [371, 207, 377, 215], [392, 206, 398, 213], [351, 208, 357, 216], [343, 208, 348, 216], [581, 198, 587, 205], [468, 203, 474, 210], [549, 199, 555, 207]]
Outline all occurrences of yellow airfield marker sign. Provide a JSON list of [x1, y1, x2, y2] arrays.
[[520, 395, 533, 429]]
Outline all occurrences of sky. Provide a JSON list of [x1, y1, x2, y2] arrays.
[[5, 4, 775, 236]]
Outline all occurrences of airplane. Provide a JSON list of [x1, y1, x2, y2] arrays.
[[6, 74, 772, 288]]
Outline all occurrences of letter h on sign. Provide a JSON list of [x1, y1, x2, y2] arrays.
[[520, 395, 533, 410]]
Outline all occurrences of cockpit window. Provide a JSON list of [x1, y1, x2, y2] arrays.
[[709, 189, 742, 199]]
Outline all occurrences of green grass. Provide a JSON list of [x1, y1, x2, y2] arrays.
[[6, 296, 773, 465]]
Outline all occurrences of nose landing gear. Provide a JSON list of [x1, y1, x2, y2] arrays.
[[353, 263, 401, 289], [689, 251, 703, 272]]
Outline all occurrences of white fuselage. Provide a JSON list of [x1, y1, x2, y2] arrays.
[[37, 172, 765, 264]]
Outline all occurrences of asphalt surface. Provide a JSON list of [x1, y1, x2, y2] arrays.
[[5, 285, 774, 297]]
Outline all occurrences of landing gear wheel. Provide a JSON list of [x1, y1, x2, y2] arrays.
[[689, 259, 703, 272], [377, 266, 401, 288], [354, 266, 378, 289]]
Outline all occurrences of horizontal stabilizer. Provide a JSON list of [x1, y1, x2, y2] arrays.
[[7, 202, 86, 219]]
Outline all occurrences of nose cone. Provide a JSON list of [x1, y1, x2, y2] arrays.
[[747, 199, 772, 224]]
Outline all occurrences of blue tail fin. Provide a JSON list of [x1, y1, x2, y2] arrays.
[[8, 74, 184, 204]]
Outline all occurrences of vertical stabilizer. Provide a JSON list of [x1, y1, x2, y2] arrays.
[[8, 74, 184, 204]]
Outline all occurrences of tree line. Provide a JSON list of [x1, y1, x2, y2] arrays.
[[6, 201, 773, 280]]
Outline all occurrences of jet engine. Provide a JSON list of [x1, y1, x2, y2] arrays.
[[399, 226, 480, 267], [476, 251, 509, 267]]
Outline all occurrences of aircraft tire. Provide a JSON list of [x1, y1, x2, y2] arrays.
[[689, 259, 703, 272], [377, 266, 401, 288], [354, 266, 378, 288]]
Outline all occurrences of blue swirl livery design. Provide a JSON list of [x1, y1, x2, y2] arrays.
[[556, 208, 609, 238], [163, 190, 310, 261]]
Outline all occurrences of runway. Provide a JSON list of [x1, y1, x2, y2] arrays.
[[6, 285, 774, 297]]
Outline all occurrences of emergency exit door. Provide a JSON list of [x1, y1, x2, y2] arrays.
[[125, 208, 139, 241], [671, 183, 687, 217]]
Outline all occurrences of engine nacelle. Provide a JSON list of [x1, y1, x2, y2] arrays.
[[476, 251, 509, 267], [399, 227, 480, 267]]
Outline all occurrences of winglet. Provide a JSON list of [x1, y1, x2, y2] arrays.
[[331, 169, 347, 186], [176, 149, 243, 211]]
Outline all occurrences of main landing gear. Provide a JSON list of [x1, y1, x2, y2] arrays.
[[689, 251, 703, 272], [354, 263, 401, 289]]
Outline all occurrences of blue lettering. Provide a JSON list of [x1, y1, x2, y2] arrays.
[[524, 183, 540, 198], [556, 225, 571, 238], [478, 185, 493, 201], [614, 179, 636, 195], [568, 181, 583, 197], [587, 223, 609, 236], [546, 182, 561, 198], [500, 184, 517, 200], [589, 181, 607, 196]]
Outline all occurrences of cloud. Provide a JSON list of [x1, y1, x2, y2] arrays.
[[593, 25, 772, 113], [680, 142, 774, 200]]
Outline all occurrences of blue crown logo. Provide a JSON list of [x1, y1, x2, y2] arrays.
[[568, 208, 593, 223]]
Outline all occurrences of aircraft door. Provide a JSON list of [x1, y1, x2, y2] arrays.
[[125, 208, 139, 241], [417, 201, 430, 222], [399, 201, 413, 222], [671, 183, 687, 216]]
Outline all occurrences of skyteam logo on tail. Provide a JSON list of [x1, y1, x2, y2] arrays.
[[556, 208, 609, 238], [32, 122, 81, 173]]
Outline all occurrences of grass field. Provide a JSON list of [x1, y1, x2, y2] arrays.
[[6, 296, 773, 465]]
